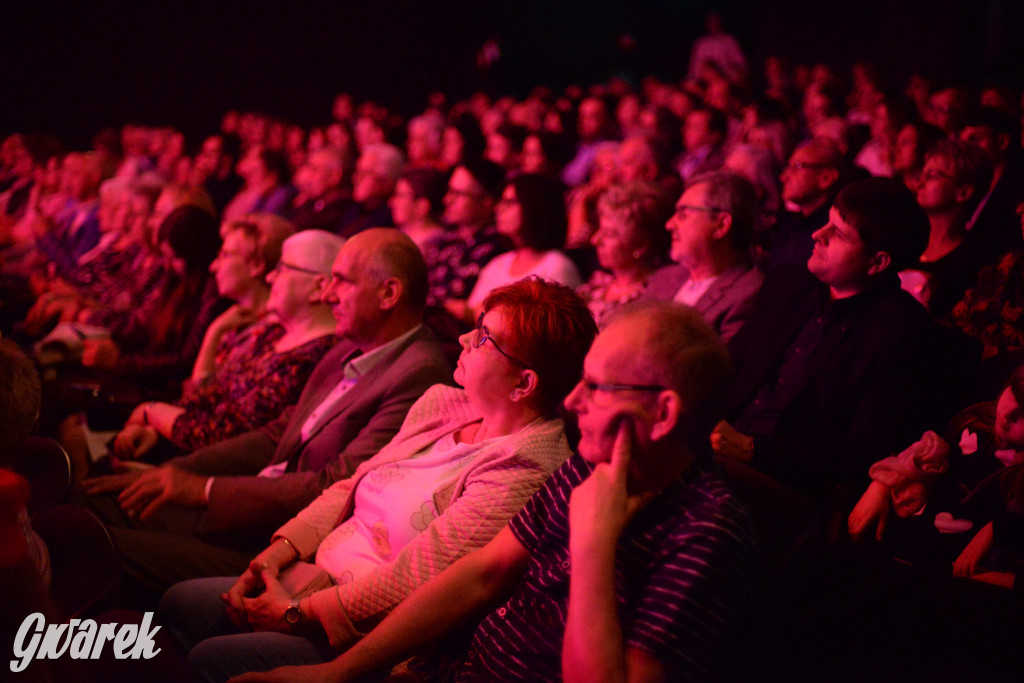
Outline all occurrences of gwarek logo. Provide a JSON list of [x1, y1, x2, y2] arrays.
[[10, 612, 161, 673]]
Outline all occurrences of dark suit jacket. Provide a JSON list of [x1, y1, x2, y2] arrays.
[[171, 326, 451, 536], [644, 263, 765, 343], [726, 268, 955, 503]]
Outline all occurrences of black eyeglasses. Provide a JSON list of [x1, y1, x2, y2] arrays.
[[273, 261, 322, 276], [577, 378, 665, 406], [474, 313, 531, 368], [672, 203, 725, 220]]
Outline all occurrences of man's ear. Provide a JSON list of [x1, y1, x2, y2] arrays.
[[650, 390, 683, 442], [310, 274, 329, 303], [378, 276, 403, 311], [955, 183, 975, 205], [249, 258, 268, 280], [866, 250, 892, 276], [996, 133, 1011, 154], [510, 369, 539, 403], [817, 167, 839, 191], [712, 211, 733, 241]]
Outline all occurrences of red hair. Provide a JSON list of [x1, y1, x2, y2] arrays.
[[483, 277, 598, 412]]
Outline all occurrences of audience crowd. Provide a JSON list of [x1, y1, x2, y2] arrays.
[[4, 16, 1024, 680]]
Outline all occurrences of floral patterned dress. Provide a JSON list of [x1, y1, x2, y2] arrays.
[[169, 317, 336, 451]]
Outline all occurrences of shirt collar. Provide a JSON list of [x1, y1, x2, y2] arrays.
[[343, 324, 423, 380]]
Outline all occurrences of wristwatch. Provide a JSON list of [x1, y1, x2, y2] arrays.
[[284, 600, 303, 626]]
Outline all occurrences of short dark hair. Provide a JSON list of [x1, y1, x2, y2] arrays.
[[833, 177, 929, 272], [925, 138, 993, 215], [258, 147, 291, 185], [160, 206, 222, 276], [400, 167, 447, 219], [447, 113, 486, 165], [459, 158, 506, 201], [509, 174, 567, 251], [964, 106, 1020, 149]]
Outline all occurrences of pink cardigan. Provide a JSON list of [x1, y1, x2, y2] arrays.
[[273, 384, 571, 649]]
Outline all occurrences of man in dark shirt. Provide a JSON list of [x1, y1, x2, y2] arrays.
[[713, 178, 949, 506], [253, 303, 757, 682]]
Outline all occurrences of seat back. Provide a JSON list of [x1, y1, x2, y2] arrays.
[[30, 503, 120, 619], [11, 436, 73, 513]]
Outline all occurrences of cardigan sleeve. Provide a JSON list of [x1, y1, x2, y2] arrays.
[[308, 426, 570, 650]]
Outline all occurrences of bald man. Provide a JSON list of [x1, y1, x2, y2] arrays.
[[83, 229, 451, 597]]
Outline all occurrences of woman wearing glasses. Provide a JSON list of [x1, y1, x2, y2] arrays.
[[103, 222, 343, 463], [161, 278, 597, 682]]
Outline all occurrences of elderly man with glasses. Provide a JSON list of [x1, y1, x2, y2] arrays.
[[644, 170, 765, 343]]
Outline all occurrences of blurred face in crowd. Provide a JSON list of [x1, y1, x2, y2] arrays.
[[494, 185, 523, 243], [592, 205, 647, 274], [353, 150, 396, 207], [440, 127, 465, 170], [194, 136, 225, 178], [781, 146, 834, 207], [892, 125, 922, 177], [995, 386, 1024, 448], [210, 228, 260, 300], [915, 154, 962, 215], [578, 98, 608, 142], [388, 179, 422, 228], [683, 110, 716, 152], [302, 150, 343, 200], [485, 133, 518, 171], [520, 135, 548, 175], [960, 125, 1004, 164], [444, 167, 492, 228], [617, 138, 656, 183]]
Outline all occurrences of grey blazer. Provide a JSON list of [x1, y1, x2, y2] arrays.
[[170, 326, 452, 535], [643, 263, 765, 343]]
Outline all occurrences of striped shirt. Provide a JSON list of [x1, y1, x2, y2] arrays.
[[455, 454, 757, 682]]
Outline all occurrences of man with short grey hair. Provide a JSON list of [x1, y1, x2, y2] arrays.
[[336, 143, 404, 237]]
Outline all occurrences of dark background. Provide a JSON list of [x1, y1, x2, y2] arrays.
[[1, 0, 1021, 149]]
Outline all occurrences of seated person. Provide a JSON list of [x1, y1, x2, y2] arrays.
[[950, 199, 1024, 358], [78, 185, 227, 388], [714, 178, 951, 506], [231, 302, 757, 682], [222, 146, 295, 223], [456, 174, 581, 322], [288, 148, 356, 234], [81, 229, 452, 597], [578, 181, 673, 328], [901, 138, 993, 317], [645, 170, 765, 343], [104, 227, 341, 462], [335, 143, 401, 238], [161, 278, 598, 681], [388, 167, 447, 254], [850, 366, 1024, 565]]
